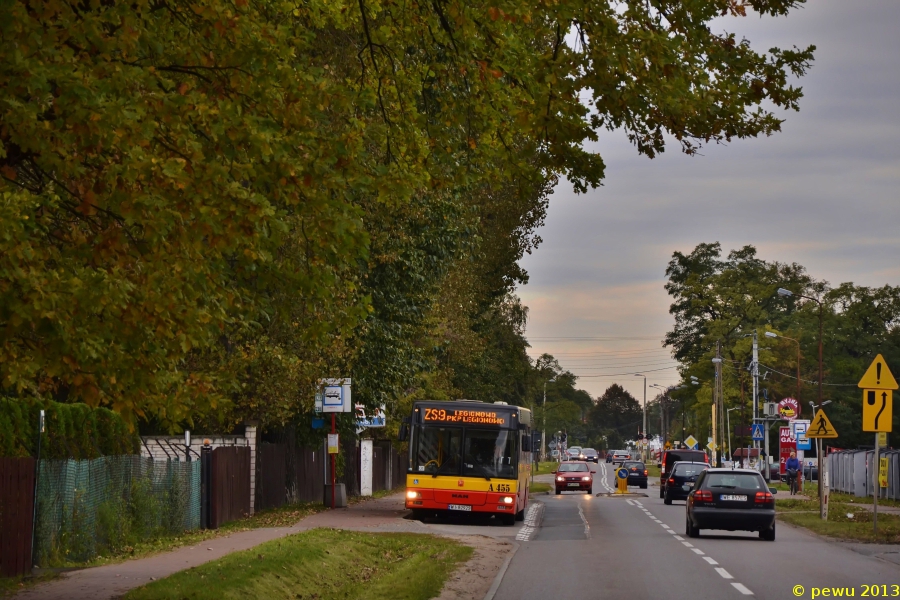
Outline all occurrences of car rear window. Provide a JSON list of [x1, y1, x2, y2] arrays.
[[558, 463, 589, 472], [666, 451, 706, 464], [624, 462, 645, 469], [706, 473, 765, 489], [673, 464, 707, 477]]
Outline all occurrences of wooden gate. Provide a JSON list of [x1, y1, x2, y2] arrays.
[[0, 457, 35, 577], [210, 446, 250, 528]]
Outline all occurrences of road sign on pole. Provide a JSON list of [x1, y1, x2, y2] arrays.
[[859, 355, 898, 433], [684, 435, 698, 450], [807, 409, 838, 439], [751, 424, 765, 441]]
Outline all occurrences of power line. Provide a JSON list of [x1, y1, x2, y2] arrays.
[[572, 365, 679, 378], [757, 363, 858, 387]]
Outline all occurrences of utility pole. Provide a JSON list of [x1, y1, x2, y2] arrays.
[[752, 331, 764, 478]]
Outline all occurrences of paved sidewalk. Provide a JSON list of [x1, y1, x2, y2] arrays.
[[17, 493, 428, 600]]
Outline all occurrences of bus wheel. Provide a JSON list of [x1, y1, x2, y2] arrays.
[[515, 501, 525, 522]]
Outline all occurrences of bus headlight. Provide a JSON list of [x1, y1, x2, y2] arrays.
[[502, 496, 514, 504], [406, 490, 421, 499]]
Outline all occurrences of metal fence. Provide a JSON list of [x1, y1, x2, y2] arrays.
[[829, 449, 900, 500], [33, 455, 200, 565]]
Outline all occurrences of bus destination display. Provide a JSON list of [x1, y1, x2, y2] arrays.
[[423, 408, 508, 425]]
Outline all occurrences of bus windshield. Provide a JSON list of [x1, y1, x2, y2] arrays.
[[413, 426, 517, 479]]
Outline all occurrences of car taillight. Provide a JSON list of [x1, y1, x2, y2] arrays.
[[644, 470, 648, 476], [668, 478, 675, 484], [755, 492, 774, 505], [694, 490, 713, 503]]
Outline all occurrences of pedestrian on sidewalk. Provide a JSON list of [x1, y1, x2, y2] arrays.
[[786, 451, 801, 495]]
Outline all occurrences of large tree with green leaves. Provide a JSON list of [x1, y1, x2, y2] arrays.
[[1, 0, 815, 427]]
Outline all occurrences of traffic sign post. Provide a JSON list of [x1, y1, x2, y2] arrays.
[[856, 355, 898, 535], [684, 435, 698, 450], [616, 468, 629, 494], [751, 424, 764, 441]]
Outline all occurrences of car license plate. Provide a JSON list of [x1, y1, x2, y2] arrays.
[[448, 504, 472, 511], [720, 495, 747, 502], [567, 483, 580, 487]]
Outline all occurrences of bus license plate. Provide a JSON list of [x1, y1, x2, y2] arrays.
[[448, 504, 472, 511], [720, 495, 747, 502]]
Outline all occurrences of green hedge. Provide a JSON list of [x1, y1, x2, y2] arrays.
[[0, 398, 139, 459]]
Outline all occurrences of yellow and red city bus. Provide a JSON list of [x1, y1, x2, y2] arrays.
[[401, 400, 532, 525]]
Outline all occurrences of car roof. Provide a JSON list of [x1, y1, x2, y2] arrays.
[[703, 468, 763, 474], [672, 461, 707, 465]]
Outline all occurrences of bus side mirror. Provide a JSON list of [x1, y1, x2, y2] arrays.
[[398, 417, 410, 442], [522, 435, 532, 452]]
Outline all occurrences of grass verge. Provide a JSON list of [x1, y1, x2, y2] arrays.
[[0, 573, 59, 598], [123, 529, 473, 600], [530, 482, 551, 494], [533, 461, 560, 475], [63, 500, 330, 570], [779, 509, 900, 544], [646, 465, 661, 479]]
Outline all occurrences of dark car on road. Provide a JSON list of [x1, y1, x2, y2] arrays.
[[660, 449, 708, 498], [581, 448, 600, 463], [663, 461, 708, 504], [685, 468, 777, 541], [622, 461, 648, 488], [553, 462, 593, 494], [610, 451, 631, 465]]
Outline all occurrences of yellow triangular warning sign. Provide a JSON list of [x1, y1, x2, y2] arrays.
[[858, 354, 899, 390], [807, 409, 838, 439]]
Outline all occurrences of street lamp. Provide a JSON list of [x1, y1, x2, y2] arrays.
[[542, 376, 557, 462], [635, 373, 647, 460]]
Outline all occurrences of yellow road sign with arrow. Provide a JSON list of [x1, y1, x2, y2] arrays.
[[807, 409, 838, 439], [859, 355, 898, 432]]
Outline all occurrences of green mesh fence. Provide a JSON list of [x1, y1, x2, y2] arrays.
[[33, 456, 200, 565]]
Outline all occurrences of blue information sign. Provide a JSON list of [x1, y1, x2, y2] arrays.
[[617, 468, 628, 480]]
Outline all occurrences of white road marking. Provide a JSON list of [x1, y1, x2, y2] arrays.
[[516, 503, 542, 541], [665, 529, 676, 534], [691, 548, 705, 555], [659, 523, 669, 528], [626, 500, 635, 506], [578, 504, 591, 539], [673, 535, 684, 541], [703, 557, 718, 565], [682, 542, 694, 548], [634, 501, 642, 506], [731, 583, 754, 595], [715, 568, 733, 579]]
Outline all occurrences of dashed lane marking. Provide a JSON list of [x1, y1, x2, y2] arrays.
[[578, 504, 591, 539], [732, 583, 754, 595], [715, 568, 733, 580], [628, 495, 755, 597]]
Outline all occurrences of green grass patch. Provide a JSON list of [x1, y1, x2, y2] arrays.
[[776, 498, 822, 513], [0, 573, 59, 598], [779, 509, 900, 543], [67, 500, 328, 569], [646, 465, 661, 479], [530, 482, 551, 494], [123, 529, 473, 600], [533, 462, 559, 475], [831, 491, 900, 509]]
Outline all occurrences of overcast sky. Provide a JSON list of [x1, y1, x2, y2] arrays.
[[519, 0, 900, 404]]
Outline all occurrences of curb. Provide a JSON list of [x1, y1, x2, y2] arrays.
[[595, 492, 649, 498], [482, 540, 519, 600]]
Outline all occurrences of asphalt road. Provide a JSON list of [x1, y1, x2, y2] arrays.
[[493, 463, 900, 600]]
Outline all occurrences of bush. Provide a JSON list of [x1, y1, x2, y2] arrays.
[[0, 398, 139, 458]]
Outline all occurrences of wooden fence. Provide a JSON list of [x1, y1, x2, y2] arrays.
[[209, 446, 250, 529], [256, 441, 403, 512], [0, 457, 35, 577]]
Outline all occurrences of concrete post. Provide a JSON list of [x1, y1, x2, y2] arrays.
[[244, 421, 258, 515]]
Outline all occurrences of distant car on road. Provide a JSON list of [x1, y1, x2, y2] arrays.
[[610, 451, 631, 465], [622, 461, 648, 488], [581, 448, 600, 463], [660, 449, 708, 498], [565, 446, 583, 461], [685, 468, 777, 541], [663, 461, 708, 504], [553, 462, 593, 494]]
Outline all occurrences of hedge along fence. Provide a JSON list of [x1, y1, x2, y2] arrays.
[[0, 398, 139, 459]]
